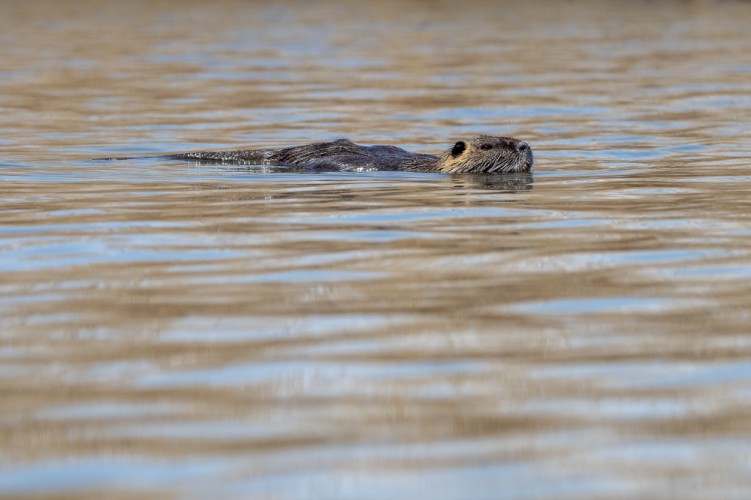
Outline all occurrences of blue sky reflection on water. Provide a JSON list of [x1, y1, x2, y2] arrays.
[[3, 0, 751, 498]]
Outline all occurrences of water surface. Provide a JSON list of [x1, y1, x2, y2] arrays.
[[2, 0, 751, 498]]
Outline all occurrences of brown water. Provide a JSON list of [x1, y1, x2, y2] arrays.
[[2, 0, 751, 498]]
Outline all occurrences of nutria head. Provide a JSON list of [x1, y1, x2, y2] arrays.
[[437, 135, 534, 174]]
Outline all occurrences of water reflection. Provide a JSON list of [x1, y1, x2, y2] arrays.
[[2, 0, 751, 498], [456, 173, 534, 191]]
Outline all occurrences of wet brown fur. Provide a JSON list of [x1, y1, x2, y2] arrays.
[[104, 135, 534, 174]]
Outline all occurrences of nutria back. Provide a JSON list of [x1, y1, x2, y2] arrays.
[[106, 135, 534, 174]]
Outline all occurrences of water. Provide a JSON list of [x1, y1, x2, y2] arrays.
[[2, 0, 751, 498]]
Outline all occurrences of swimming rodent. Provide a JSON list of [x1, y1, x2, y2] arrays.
[[103, 135, 534, 174]]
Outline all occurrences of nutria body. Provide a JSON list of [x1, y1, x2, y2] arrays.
[[105, 135, 534, 174]]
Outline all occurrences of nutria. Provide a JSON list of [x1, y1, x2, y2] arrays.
[[103, 135, 534, 174]]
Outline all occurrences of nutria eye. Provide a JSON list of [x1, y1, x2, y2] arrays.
[[480, 143, 493, 150], [451, 141, 467, 157]]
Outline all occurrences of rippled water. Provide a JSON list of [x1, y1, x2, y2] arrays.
[[3, 0, 751, 498]]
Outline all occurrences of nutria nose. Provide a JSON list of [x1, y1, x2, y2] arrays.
[[516, 141, 530, 153]]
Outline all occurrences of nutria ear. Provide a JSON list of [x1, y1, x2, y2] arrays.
[[451, 141, 466, 157]]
